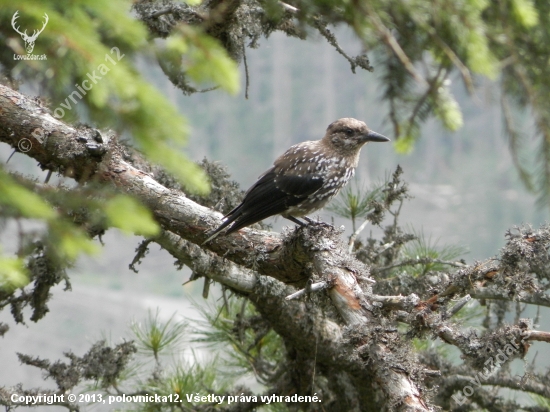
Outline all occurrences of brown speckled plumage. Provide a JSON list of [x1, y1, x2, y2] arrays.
[[206, 118, 389, 240]]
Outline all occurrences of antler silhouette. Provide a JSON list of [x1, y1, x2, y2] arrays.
[[11, 11, 49, 54], [11, 11, 26, 37]]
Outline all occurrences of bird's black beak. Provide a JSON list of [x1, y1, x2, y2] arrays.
[[363, 130, 390, 142]]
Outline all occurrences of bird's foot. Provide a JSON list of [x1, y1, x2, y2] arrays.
[[286, 215, 331, 229], [285, 215, 307, 226], [305, 217, 333, 230], [303, 216, 315, 224]]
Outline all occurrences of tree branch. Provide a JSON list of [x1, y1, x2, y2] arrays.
[[0, 83, 436, 411], [155, 229, 258, 293]]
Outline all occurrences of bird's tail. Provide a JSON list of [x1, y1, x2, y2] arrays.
[[202, 220, 230, 244], [202, 230, 222, 245], [202, 207, 241, 244]]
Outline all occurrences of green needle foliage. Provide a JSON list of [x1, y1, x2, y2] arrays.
[[140, 362, 231, 411], [327, 179, 384, 232], [118, 305, 287, 411], [0, 254, 28, 292], [131, 310, 188, 361], [531, 394, 550, 409], [401, 227, 467, 276], [193, 297, 285, 385]]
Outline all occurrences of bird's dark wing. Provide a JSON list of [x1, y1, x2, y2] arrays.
[[204, 142, 326, 241], [212, 167, 324, 236]]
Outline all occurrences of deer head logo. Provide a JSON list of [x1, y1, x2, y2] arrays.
[[11, 11, 49, 54]]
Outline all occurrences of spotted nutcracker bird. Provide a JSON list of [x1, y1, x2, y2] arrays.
[[205, 118, 389, 242]]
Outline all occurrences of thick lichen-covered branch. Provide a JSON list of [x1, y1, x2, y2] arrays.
[[3, 83, 550, 411], [0, 83, 437, 411]]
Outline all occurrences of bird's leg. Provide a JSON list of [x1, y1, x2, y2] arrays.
[[285, 215, 306, 226], [303, 215, 332, 229], [286, 215, 326, 228]]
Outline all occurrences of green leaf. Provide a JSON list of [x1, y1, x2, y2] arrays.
[[181, 30, 240, 94], [434, 86, 463, 132], [183, 0, 203, 6], [0, 256, 29, 292], [161, 30, 239, 94], [104, 195, 160, 236], [0, 173, 56, 219], [466, 30, 498, 79], [511, 0, 538, 28], [139, 140, 210, 195], [58, 226, 99, 260], [165, 36, 189, 56], [394, 135, 415, 154]]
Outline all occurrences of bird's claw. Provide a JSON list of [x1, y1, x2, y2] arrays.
[[296, 216, 332, 230]]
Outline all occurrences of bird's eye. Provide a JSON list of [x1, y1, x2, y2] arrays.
[[344, 128, 354, 136]]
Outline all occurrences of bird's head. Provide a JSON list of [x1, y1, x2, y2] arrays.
[[322, 118, 389, 156]]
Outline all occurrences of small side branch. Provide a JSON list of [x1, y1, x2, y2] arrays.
[[348, 218, 371, 253], [285, 281, 328, 301], [373, 257, 467, 273], [312, 18, 373, 73], [471, 287, 550, 308], [364, 4, 427, 85], [279, 1, 298, 13], [370, 293, 420, 311], [523, 329, 550, 343], [150, 7, 174, 18], [155, 229, 258, 293], [447, 294, 471, 318]]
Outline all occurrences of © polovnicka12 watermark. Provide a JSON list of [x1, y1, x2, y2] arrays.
[[17, 122, 52, 153], [52, 47, 125, 120], [11, 10, 48, 60], [452, 336, 523, 405]]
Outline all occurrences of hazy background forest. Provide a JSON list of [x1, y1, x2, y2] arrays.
[[1, 25, 547, 399]]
